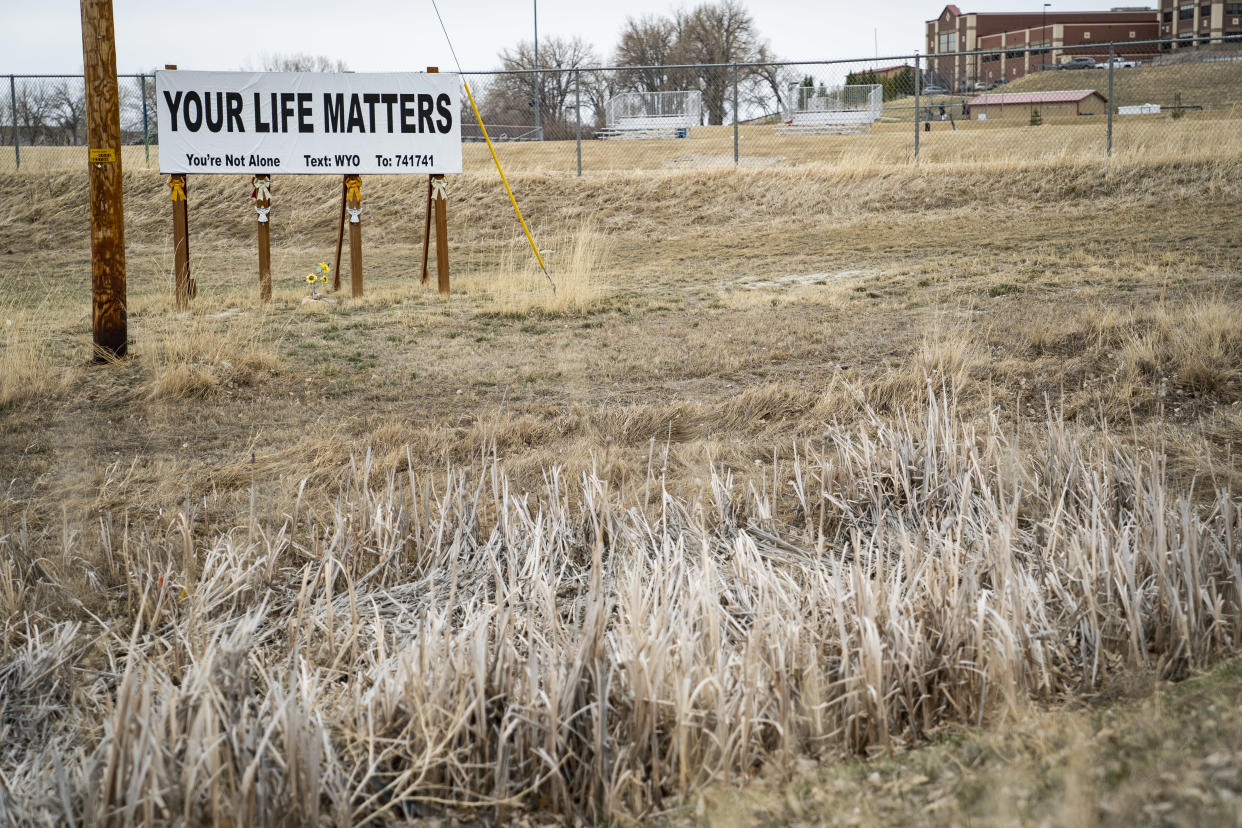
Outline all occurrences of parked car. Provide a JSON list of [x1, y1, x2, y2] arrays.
[[1094, 57, 1140, 68], [922, 85, 948, 95], [1060, 56, 1098, 70], [971, 82, 988, 91]]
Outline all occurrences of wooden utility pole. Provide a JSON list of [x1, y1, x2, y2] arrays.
[[81, 0, 127, 358], [344, 174, 363, 297], [253, 175, 272, 302]]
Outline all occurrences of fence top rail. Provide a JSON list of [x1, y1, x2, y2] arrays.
[[456, 34, 1229, 76], [3, 34, 1231, 80], [4, 73, 151, 79]]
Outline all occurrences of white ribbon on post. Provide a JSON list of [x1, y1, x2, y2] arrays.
[[431, 177, 448, 202], [252, 176, 272, 203]]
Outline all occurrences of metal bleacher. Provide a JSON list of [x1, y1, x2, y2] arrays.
[[597, 91, 701, 140], [775, 84, 883, 136]]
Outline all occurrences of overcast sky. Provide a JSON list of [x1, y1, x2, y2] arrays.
[[8, 0, 1137, 75]]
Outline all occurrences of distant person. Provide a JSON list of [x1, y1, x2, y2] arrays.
[[939, 105, 946, 121]]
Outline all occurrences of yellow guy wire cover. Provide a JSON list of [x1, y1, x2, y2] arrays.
[[429, 0, 554, 291], [462, 80, 553, 287]]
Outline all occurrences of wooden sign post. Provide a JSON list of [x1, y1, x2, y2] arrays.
[[344, 174, 363, 297], [432, 174, 450, 296], [421, 66, 451, 296], [253, 175, 272, 303], [170, 172, 193, 309], [419, 177, 433, 286], [165, 64, 194, 311], [332, 177, 346, 292], [81, 0, 127, 358]]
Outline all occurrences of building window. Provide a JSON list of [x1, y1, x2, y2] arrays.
[[938, 32, 957, 52], [1179, 4, 1194, 20], [1228, 4, 1242, 14], [1163, 10, 1173, 22]]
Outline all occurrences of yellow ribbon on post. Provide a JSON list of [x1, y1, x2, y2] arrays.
[[168, 176, 186, 202], [345, 177, 362, 204]]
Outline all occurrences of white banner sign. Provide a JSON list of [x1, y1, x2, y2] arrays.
[[156, 70, 462, 175]]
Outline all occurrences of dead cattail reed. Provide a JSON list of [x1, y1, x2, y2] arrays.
[[1, 390, 1239, 824]]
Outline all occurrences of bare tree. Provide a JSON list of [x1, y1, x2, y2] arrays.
[[743, 44, 796, 121], [578, 68, 615, 129], [50, 81, 86, 145], [610, 1, 771, 125], [252, 53, 348, 72], [484, 36, 600, 139], [676, 1, 764, 125], [614, 16, 689, 93], [8, 80, 55, 145], [119, 74, 159, 145]]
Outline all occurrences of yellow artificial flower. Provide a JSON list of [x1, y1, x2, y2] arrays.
[[320, 273, 332, 283], [318, 262, 330, 273], [305, 274, 316, 283]]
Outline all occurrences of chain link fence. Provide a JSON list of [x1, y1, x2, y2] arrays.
[[3, 37, 1239, 174], [1, 74, 157, 172]]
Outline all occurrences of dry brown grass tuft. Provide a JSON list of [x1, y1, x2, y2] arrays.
[[139, 310, 283, 399], [916, 326, 982, 390], [456, 220, 608, 316], [0, 300, 74, 409], [1120, 300, 1242, 394]]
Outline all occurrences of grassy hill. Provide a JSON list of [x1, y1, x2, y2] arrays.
[[878, 58, 1242, 122], [1004, 58, 1242, 110]]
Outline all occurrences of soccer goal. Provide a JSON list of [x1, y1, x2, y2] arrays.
[[597, 91, 702, 140], [776, 83, 883, 135]]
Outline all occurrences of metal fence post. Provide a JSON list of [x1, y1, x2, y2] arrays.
[[1106, 44, 1115, 157], [9, 75, 18, 170], [575, 67, 582, 176], [140, 74, 150, 165], [732, 63, 739, 166], [913, 52, 921, 162], [533, 0, 542, 142]]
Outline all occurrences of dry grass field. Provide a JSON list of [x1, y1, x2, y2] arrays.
[[1, 120, 1242, 824]]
